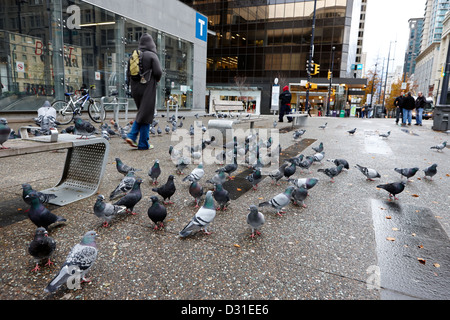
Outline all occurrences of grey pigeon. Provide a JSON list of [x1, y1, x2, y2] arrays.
[[182, 163, 204, 182], [175, 156, 190, 175], [259, 186, 295, 216], [298, 156, 315, 173], [283, 162, 297, 180], [113, 178, 143, 214], [115, 157, 141, 176], [327, 158, 349, 170], [25, 191, 66, 229], [318, 122, 327, 129], [246, 169, 263, 190], [347, 128, 357, 135], [286, 154, 304, 166], [189, 181, 204, 208], [293, 129, 306, 140], [73, 116, 96, 139], [148, 160, 161, 185], [317, 164, 344, 182], [379, 131, 391, 138], [423, 163, 438, 180], [292, 186, 308, 208], [312, 142, 323, 153], [109, 171, 136, 200], [288, 177, 319, 190], [394, 167, 419, 181], [215, 156, 238, 180], [165, 124, 170, 134], [157, 126, 162, 135], [269, 163, 289, 185], [44, 230, 98, 294], [377, 182, 406, 201], [247, 205, 265, 238], [22, 183, 57, 205], [430, 141, 447, 152], [147, 195, 167, 230], [312, 151, 325, 164], [0, 118, 11, 149], [206, 171, 227, 185], [152, 175, 176, 204], [213, 183, 230, 211], [93, 195, 127, 227], [28, 227, 56, 272], [179, 190, 216, 237], [355, 164, 381, 181]]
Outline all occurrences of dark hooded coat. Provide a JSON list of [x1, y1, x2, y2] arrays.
[[127, 33, 163, 124]]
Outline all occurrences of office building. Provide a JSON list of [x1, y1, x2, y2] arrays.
[[403, 18, 424, 78]]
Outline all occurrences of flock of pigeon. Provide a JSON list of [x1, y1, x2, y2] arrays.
[[8, 114, 449, 295]]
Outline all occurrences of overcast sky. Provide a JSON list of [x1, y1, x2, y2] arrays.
[[363, 0, 426, 73]]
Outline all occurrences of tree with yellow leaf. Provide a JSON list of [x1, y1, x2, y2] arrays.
[[362, 70, 381, 105]]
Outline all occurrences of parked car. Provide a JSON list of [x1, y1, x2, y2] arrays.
[[412, 97, 434, 120]]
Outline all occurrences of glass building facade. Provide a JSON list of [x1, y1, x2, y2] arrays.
[[0, 0, 203, 113], [180, 0, 366, 114]]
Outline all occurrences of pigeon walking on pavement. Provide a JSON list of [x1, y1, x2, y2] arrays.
[[179, 190, 216, 238], [152, 175, 176, 205], [312, 142, 323, 153], [28, 227, 56, 272], [247, 205, 265, 239], [246, 169, 263, 190], [215, 156, 238, 180], [258, 186, 294, 217], [317, 164, 344, 182], [355, 164, 381, 181], [213, 183, 230, 211], [293, 129, 306, 140], [182, 163, 205, 183], [379, 131, 391, 139], [423, 163, 438, 180], [430, 141, 447, 152], [147, 196, 167, 230], [109, 171, 137, 200], [0, 118, 12, 149], [377, 182, 406, 201], [115, 157, 141, 176], [326, 158, 350, 170], [269, 163, 289, 185], [292, 185, 308, 208], [73, 116, 96, 139], [93, 195, 127, 227], [22, 183, 57, 205], [288, 177, 319, 190], [347, 128, 357, 135], [113, 178, 143, 215], [148, 160, 161, 185], [283, 162, 297, 180], [189, 181, 204, 208], [318, 122, 327, 129], [44, 230, 98, 294], [25, 191, 66, 229], [394, 167, 419, 181]]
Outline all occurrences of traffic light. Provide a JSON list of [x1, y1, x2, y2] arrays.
[[306, 60, 314, 74], [305, 82, 310, 89], [312, 63, 320, 75], [328, 70, 332, 80]]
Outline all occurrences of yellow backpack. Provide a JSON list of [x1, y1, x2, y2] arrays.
[[129, 50, 142, 80]]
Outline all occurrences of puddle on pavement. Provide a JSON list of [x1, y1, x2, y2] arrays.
[[371, 199, 450, 299]]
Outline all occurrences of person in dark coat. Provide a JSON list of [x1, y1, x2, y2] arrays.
[[402, 92, 415, 126], [414, 91, 426, 126], [126, 33, 163, 150], [278, 85, 292, 122], [394, 91, 405, 125]]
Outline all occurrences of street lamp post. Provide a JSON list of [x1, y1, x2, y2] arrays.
[[305, 0, 317, 112], [369, 63, 377, 109], [326, 46, 335, 116]]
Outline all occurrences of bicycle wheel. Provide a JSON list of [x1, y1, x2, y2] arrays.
[[51, 100, 74, 125], [88, 99, 107, 123]]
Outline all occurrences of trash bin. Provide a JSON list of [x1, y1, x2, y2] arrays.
[[432, 105, 450, 131], [339, 110, 345, 118]]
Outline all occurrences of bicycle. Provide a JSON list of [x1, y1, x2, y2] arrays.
[[51, 85, 107, 125]]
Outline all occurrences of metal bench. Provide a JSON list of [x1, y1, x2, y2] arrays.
[[0, 133, 109, 206], [288, 113, 309, 128], [207, 116, 266, 146], [213, 100, 245, 114]]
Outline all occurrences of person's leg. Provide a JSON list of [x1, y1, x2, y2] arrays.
[[402, 108, 407, 125], [126, 121, 140, 147], [395, 107, 400, 124], [279, 106, 285, 122], [416, 108, 423, 125], [137, 123, 151, 150]]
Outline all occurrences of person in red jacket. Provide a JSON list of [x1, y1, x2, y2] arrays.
[[279, 85, 292, 122]]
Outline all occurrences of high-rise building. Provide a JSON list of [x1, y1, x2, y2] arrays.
[[403, 18, 424, 78], [180, 0, 367, 115]]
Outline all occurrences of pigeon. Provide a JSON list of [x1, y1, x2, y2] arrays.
[[157, 126, 162, 135], [347, 128, 356, 135], [182, 163, 204, 182], [175, 156, 190, 175], [189, 181, 204, 208], [377, 182, 406, 201], [113, 178, 143, 214], [247, 205, 265, 239], [109, 171, 137, 200], [423, 163, 438, 180], [44, 230, 98, 294], [258, 186, 294, 216], [93, 195, 127, 227], [317, 164, 344, 182], [379, 131, 391, 138], [28, 227, 56, 272], [0, 118, 11, 149], [215, 156, 238, 180], [293, 129, 306, 140], [25, 191, 66, 229], [288, 177, 319, 190], [292, 186, 308, 208], [355, 164, 381, 181], [179, 190, 216, 237], [206, 171, 227, 185], [246, 169, 263, 190], [430, 141, 447, 152], [115, 157, 141, 176], [298, 156, 315, 173], [318, 122, 327, 129], [312, 151, 325, 164], [213, 183, 230, 211], [165, 124, 171, 134], [312, 142, 323, 153], [148, 160, 161, 185], [269, 163, 289, 185], [286, 154, 304, 166], [283, 162, 297, 180], [394, 167, 419, 181], [73, 116, 96, 139], [327, 158, 350, 170], [147, 195, 167, 230], [152, 175, 176, 205], [273, 120, 278, 128], [22, 183, 57, 205]]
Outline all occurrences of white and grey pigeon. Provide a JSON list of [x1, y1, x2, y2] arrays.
[[379, 131, 391, 138], [430, 141, 447, 152], [293, 129, 306, 140], [0, 118, 11, 149], [355, 164, 381, 181], [269, 163, 289, 186], [44, 230, 98, 294], [93, 194, 127, 227], [182, 163, 204, 183], [288, 177, 319, 190], [292, 185, 308, 208], [179, 190, 216, 237], [247, 205, 265, 239], [109, 171, 137, 200], [318, 122, 327, 129], [258, 186, 295, 217], [312, 151, 325, 164], [73, 116, 96, 139], [423, 163, 438, 180]]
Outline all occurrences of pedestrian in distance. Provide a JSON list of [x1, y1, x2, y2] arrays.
[[394, 91, 405, 125], [360, 105, 366, 118], [125, 33, 163, 150], [415, 91, 426, 126], [278, 85, 293, 123], [401, 92, 415, 126]]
